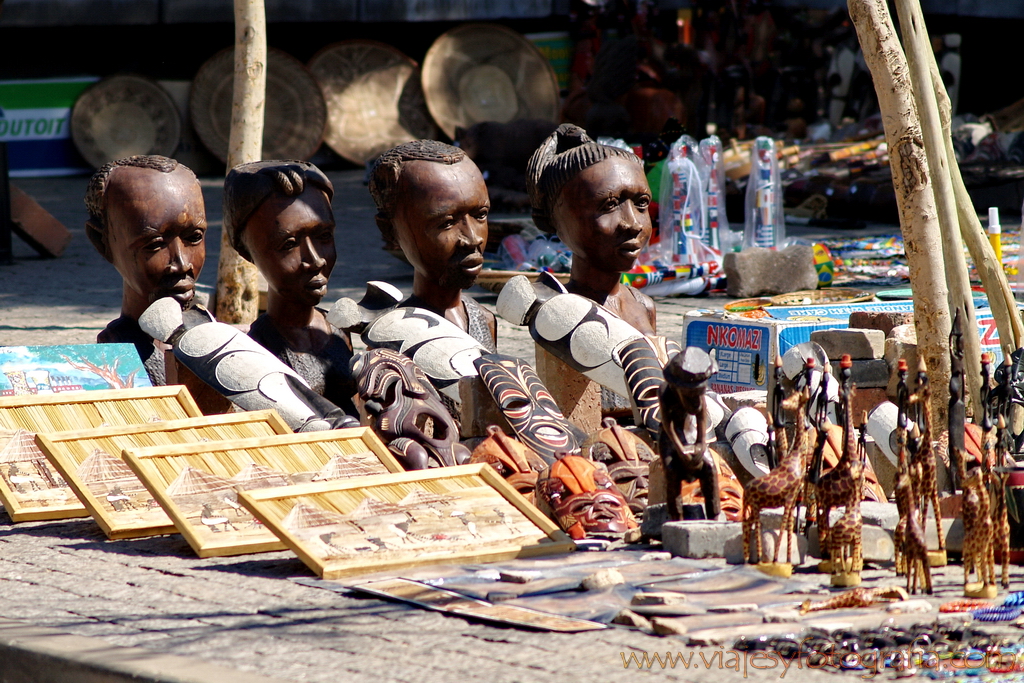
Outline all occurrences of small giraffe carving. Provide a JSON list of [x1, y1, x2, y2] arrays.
[[742, 362, 813, 569], [895, 470, 932, 595], [961, 470, 995, 595], [893, 359, 911, 576], [906, 357, 945, 563], [817, 355, 861, 566]]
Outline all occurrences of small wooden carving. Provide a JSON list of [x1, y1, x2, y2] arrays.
[[659, 347, 721, 521], [742, 360, 814, 576], [895, 469, 933, 595], [470, 425, 547, 503], [583, 417, 654, 515], [907, 356, 946, 566], [352, 348, 471, 470], [815, 355, 859, 572], [535, 454, 638, 540]]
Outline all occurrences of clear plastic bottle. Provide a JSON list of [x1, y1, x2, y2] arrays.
[[699, 135, 730, 251], [743, 136, 785, 249]]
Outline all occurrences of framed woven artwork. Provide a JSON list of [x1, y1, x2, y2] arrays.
[[123, 428, 403, 557], [237, 464, 575, 579], [0, 386, 201, 521], [36, 410, 292, 539]]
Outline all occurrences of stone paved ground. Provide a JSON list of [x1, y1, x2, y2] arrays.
[[0, 171, 1009, 682]]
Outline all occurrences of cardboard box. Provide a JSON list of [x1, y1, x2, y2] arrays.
[[684, 297, 1012, 394]]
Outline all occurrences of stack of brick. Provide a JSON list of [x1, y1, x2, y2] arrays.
[[810, 320, 889, 418]]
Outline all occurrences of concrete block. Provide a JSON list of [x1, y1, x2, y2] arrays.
[[866, 439, 897, 498], [924, 516, 963, 554], [725, 528, 807, 564], [810, 328, 885, 360], [831, 359, 889, 388], [724, 245, 819, 298], [861, 501, 900, 530], [884, 325, 919, 398], [721, 390, 768, 416], [662, 520, 741, 558], [641, 502, 668, 538], [807, 524, 895, 562], [851, 387, 889, 426], [849, 310, 915, 337]]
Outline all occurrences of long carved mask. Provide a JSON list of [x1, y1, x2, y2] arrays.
[[352, 348, 470, 470], [473, 354, 586, 464], [582, 418, 654, 515], [536, 455, 637, 540], [616, 335, 681, 440], [470, 425, 548, 503]]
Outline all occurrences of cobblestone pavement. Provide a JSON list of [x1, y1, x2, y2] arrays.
[[0, 171, 996, 682]]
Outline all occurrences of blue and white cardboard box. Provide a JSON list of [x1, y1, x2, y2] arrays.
[[683, 297, 1008, 394]]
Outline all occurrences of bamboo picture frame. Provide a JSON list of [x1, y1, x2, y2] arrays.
[[0, 386, 202, 522], [237, 464, 576, 580], [36, 410, 292, 539], [123, 428, 404, 558]]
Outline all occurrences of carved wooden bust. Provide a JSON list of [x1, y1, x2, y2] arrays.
[[368, 140, 496, 352], [527, 124, 656, 335], [85, 155, 208, 385], [225, 160, 357, 415]]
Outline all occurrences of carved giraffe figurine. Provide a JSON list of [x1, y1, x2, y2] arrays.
[[829, 408, 867, 586], [815, 355, 859, 572], [979, 353, 1010, 589], [993, 414, 1011, 588], [742, 361, 814, 577], [906, 356, 946, 567], [893, 359, 911, 576], [961, 469, 996, 598], [895, 468, 932, 595]]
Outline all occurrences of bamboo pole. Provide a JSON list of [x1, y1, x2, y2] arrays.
[[892, 0, 981, 407], [214, 0, 266, 324], [847, 0, 951, 426]]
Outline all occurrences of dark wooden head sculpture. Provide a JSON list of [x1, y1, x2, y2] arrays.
[[583, 417, 655, 515], [526, 123, 655, 334], [469, 425, 547, 503], [535, 454, 638, 540], [473, 353, 586, 464], [351, 348, 471, 470], [659, 346, 721, 521]]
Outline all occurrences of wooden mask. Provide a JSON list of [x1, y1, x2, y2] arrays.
[[469, 425, 548, 503], [616, 335, 681, 440], [352, 348, 470, 470], [473, 353, 586, 464], [582, 418, 653, 515], [536, 455, 637, 540]]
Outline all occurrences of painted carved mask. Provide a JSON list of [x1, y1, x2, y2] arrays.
[[536, 455, 637, 540], [582, 418, 653, 515], [470, 425, 548, 503], [473, 354, 586, 464], [352, 348, 470, 470], [616, 335, 681, 440]]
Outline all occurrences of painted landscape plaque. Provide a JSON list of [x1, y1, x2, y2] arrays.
[[0, 343, 152, 396], [237, 464, 576, 579], [36, 411, 292, 539], [0, 386, 201, 521], [123, 428, 403, 557]]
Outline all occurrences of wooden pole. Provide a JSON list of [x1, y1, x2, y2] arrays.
[[214, 0, 266, 324], [847, 0, 951, 427], [893, 0, 982, 407]]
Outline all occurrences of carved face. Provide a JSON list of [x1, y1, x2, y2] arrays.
[[470, 426, 547, 502], [101, 165, 207, 317], [391, 159, 489, 291], [352, 349, 470, 470], [583, 418, 653, 515], [550, 156, 652, 275], [241, 185, 336, 310], [536, 455, 637, 539], [474, 354, 586, 463]]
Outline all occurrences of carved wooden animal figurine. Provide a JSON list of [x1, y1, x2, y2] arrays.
[[895, 469, 932, 594], [829, 501, 863, 586], [741, 363, 813, 576], [993, 414, 1011, 588], [659, 347, 721, 521], [907, 356, 946, 567], [815, 355, 860, 572], [893, 359, 911, 576], [961, 469, 996, 598]]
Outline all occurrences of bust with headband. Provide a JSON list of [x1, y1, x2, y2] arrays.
[[526, 124, 656, 335]]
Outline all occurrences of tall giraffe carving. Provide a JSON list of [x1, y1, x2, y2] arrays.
[[907, 357, 946, 566]]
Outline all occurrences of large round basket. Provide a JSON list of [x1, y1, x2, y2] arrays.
[[769, 288, 876, 307], [308, 40, 437, 165], [190, 47, 327, 164], [421, 23, 560, 140], [71, 74, 181, 169], [475, 269, 570, 294]]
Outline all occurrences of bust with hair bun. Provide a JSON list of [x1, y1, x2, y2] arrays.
[[224, 159, 357, 415], [526, 124, 656, 335]]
